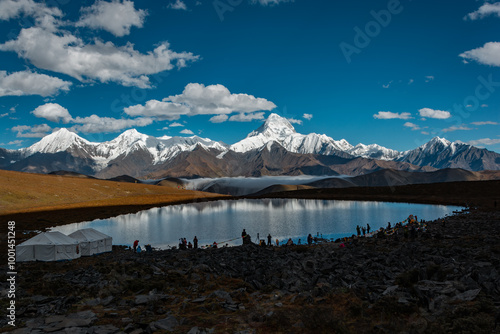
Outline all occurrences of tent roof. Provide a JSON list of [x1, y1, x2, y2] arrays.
[[68, 228, 111, 242], [18, 231, 79, 246]]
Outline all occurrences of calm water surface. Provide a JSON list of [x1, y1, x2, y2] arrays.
[[50, 199, 462, 248]]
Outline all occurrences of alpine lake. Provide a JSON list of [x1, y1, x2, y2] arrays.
[[50, 199, 463, 249]]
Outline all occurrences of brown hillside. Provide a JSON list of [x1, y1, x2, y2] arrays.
[[0, 169, 224, 216]]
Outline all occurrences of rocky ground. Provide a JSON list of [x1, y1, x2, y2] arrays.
[[1, 208, 500, 333]]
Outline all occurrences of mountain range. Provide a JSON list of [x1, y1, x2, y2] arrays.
[[1, 113, 499, 179]]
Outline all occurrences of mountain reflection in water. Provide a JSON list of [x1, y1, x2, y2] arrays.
[[51, 199, 461, 249]]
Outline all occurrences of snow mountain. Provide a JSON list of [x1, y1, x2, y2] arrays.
[[2, 113, 500, 177]]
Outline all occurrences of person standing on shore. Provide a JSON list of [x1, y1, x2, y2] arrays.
[[193, 236, 198, 249], [242, 229, 247, 244], [356, 225, 361, 237], [133, 240, 139, 252], [367, 224, 371, 234], [267, 234, 272, 246]]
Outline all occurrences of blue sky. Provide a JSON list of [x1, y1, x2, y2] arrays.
[[0, 0, 499, 152]]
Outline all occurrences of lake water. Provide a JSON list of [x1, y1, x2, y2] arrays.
[[50, 199, 462, 249]]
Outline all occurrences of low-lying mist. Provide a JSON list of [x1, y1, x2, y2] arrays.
[[180, 175, 347, 196]]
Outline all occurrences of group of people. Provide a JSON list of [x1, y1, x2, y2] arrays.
[[132, 240, 152, 253], [355, 224, 371, 237], [179, 236, 199, 250]]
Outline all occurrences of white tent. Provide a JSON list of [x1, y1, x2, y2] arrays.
[[16, 231, 81, 262], [68, 228, 112, 256]]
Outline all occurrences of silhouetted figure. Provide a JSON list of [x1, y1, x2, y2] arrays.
[[356, 225, 361, 237], [193, 236, 198, 249], [267, 234, 272, 246], [307, 234, 313, 245], [367, 224, 371, 233]]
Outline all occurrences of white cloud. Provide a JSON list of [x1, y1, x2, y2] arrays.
[[229, 112, 265, 122], [32, 103, 72, 123], [287, 118, 302, 125], [460, 42, 500, 67], [180, 129, 194, 135], [76, 0, 147, 37], [481, 104, 488, 108], [167, 0, 188, 10], [210, 114, 229, 123], [468, 138, 500, 146], [442, 125, 473, 133], [373, 111, 412, 120], [418, 108, 451, 119], [250, 0, 294, 6], [125, 83, 276, 119], [408, 79, 414, 85], [30, 102, 153, 133], [0, 70, 72, 97], [404, 122, 421, 131], [12, 124, 52, 138], [7, 140, 24, 146], [124, 100, 190, 120], [0, 0, 63, 30], [169, 122, 184, 127], [70, 115, 153, 133], [471, 121, 498, 126], [0, 113, 8, 118], [0, 27, 199, 88], [425, 75, 434, 82], [303, 113, 313, 120], [382, 80, 392, 89], [465, 2, 500, 20]]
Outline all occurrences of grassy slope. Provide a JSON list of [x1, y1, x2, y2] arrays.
[[0, 169, 224, 215]]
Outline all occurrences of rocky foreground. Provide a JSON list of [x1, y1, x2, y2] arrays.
[[2, 208, 500, 333]]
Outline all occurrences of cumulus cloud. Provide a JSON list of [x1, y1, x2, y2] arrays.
[[418, 108, 451, 119], [373, 111, 412, 120], [287, 118, 302, 125], [465, 2, 500, 20], [0, 27, 199, 88], [303, 113, 313, 120], [12, 124, 52, 138], [180, 129, 194, 135], [442, 125, 473, 133], [471, 121, 498, 126], [0, 70, 72, 97], [76, 0, 147, 37], [70, 115, 153, 133], [467, 138, 500, 146], [29, 102, 153, 133], [167, 0, 188, 10], [32, 103, 72, 123], [250, 0, 294, 5], [404, 122, 421, 131], [210, 114, 229, 123], [125, 83, 276, 120], [169, 122, 184, 127], [460, 42, 500, 67], [229, 112, 265, 122], [0, 0, 63, 30]]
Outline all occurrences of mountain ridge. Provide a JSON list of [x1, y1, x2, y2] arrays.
[[2, 113, 500, 178]]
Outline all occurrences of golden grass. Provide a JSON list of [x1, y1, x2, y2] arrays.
[[0, 170, 225, 215]]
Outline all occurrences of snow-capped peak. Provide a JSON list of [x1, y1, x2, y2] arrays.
[[247, 113, 296, 139], [23, 128, 91, 156]]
